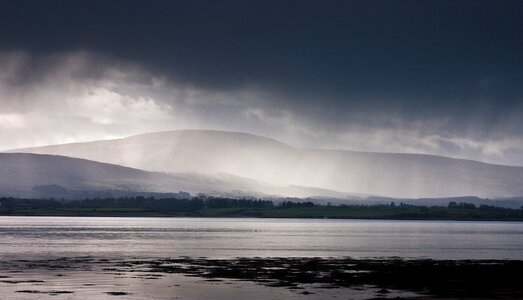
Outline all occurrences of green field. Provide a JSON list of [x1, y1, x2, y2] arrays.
[[3, 204, 523, 221]]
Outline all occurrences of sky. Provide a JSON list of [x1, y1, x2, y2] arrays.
[[1, 0, 523, 165]]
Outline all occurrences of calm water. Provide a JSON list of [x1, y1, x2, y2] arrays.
[[0, 216, 522, 260]]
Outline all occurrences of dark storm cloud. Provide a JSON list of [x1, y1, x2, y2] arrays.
[[2, 1, 522, 96], [1, 0, 523, 164]]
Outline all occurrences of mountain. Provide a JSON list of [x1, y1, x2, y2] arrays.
[[0, 153, 149, 198], [8, 130, 523, 198], [0, 153, 347, 199]]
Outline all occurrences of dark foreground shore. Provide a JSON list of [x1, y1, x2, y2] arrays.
[[1, 256, 522, 299]]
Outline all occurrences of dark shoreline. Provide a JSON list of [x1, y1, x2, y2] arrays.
[[1, 256, 522, 299], [128, 257, 523, 299]]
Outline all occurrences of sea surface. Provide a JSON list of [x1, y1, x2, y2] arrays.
[[1, 216, 522, 260]]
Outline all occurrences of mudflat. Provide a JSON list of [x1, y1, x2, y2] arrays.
[[0, 256, 521, 299]]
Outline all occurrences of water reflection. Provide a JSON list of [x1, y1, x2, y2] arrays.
[[0, 217, 522, 259]]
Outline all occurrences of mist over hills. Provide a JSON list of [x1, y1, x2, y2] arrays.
[[0, 153, 149, 198], [0, 153, 350, 199], [8, 130, 523, 199]]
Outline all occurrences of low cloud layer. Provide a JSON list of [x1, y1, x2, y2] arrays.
[[0, 52, 176, 148], [1, 51, 523, 166]]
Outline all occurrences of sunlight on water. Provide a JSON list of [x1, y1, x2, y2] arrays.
[[1, 217, 522, 260]]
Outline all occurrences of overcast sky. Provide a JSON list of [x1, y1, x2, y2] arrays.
[[1, 0, 523, 165]]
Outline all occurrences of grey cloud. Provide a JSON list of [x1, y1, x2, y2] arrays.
[[1, 1, 522, 161], [1, 50, 523, 166]]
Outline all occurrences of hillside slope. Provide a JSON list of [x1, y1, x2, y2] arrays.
[[9, 130, 523, 198], [0, 153, 346, 199]]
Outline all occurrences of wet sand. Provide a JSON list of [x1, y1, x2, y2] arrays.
[[0, 257, 522, 299]]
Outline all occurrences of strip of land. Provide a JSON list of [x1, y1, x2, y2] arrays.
[[1, 196, 523, 220]]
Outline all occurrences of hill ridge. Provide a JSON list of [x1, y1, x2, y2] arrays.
[[6, 130, 523, 198]]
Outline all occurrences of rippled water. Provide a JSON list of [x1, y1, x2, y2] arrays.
[[1, 216, 522, 259]]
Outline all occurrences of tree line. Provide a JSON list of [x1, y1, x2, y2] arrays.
[[0, 196, 275, 211], [1, 196, 521, 213]]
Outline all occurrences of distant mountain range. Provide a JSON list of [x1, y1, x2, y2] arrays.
[[7, 130, 523, 199]]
